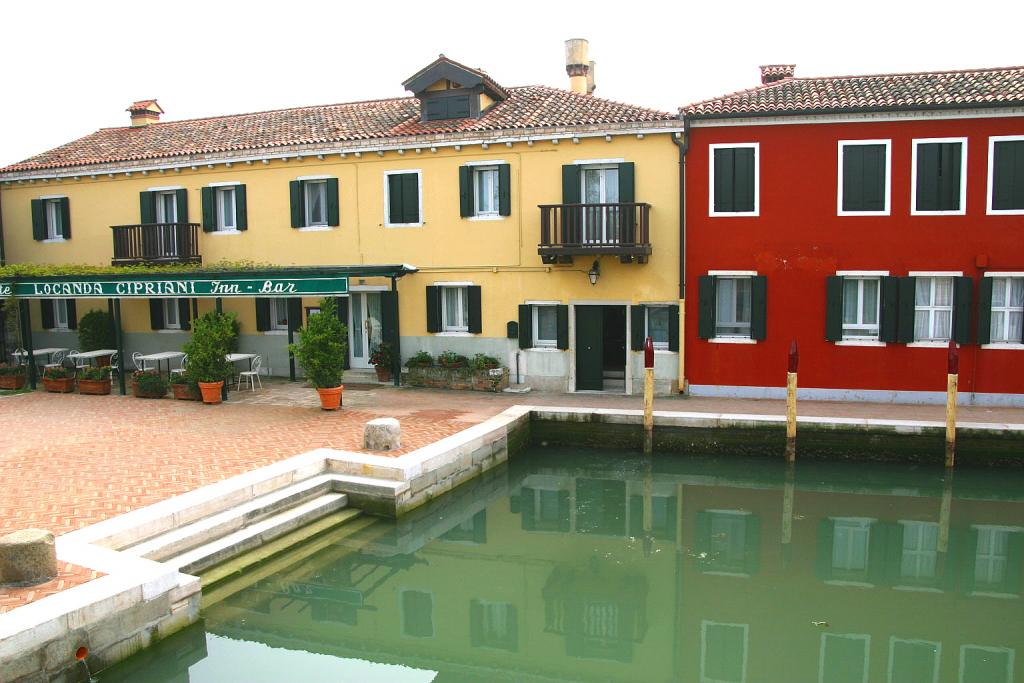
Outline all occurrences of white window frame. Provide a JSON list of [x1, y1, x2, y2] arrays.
[[819, 633, 870, 683], [384, 169, 424, 228], [982, 272, 1024, 349], [841, 274, 883, 341], [908, 272, 961, 346], [531, 303, 558, 348], [645, 304, 671, 350], [700, 620, 749, 683], [987, 135, 1024, 215], [162, 299, 181, 330], [303, 179, 328, 228], [270, 298, 290, 332], [888, 637, 940, 683], [472, 165, 501, 219], [154, 190, 178, 223], [959, 645, 1015, 683], [215, 185, 238, 232], [837, 139, 892, 216], [44, 197, 63, 240], [708, 270, 757, 343], [52, 299, 69, 329], [911, 137, 968, 216], [441, 285, 468, 333], [897, 521, 939, 583], [709, 143, 760, 217]]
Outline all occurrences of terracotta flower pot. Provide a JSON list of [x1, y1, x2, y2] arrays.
[[78, 378, 111, 395], [171, 383, 200, 401], [42, 377, 76, 393], [374, 365, 392, 382], [316, 385, 343, 410], [198, 381, 224, 405], [0, 375, 26, 390]]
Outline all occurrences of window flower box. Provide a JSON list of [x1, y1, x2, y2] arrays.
[[0, 365, 27, 391], [42, 367, 76, 393]]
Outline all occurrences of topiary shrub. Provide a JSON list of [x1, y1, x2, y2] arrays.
[[289, 298, 348, 389], [77, 309, 115, 351], [183, 311, 237, 384]]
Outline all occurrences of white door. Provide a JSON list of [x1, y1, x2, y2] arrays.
[[582, 166, 619, 243], [350, 292, 383, 369]]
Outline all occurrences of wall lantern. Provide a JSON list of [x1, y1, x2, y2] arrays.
[[587, 260, 601, 286]]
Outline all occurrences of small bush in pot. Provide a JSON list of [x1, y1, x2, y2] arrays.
[[77, 310, 115, 365], [0, 364, 27, 390], [405, 351, 433, 368], [369, 342, 393, 382], [289, 298, 348, 410], [437, 350, 468, 369], [42, 366, 76, 393], [78, 366, 112, 395], [184, 311, 237, 404], [131, 370, 168, 398]]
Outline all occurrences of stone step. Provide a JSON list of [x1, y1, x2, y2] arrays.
[[603, 379, 626, 392], [124, 475, 336, 562], [604, 370, 626, 379], [164, 492, 349, 575]]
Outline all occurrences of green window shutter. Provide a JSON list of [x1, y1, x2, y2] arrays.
[[939, 143, 962, 211], [200, 187, 216, 232], [668, 304, 680, 352], [897, 277, 917, 343], [255, 299, 271, 331], [380, 291, 400, 376], [697, 276, 716, 340], [977, 276, 994, 345], [387, 175, 403, 224], [66, 300, 78, 330], [917, 143, 961, 211], [825, 276, 844, 341], [630, 305, 645, 351], [289, 180, 303, 228], [713, 148, 734, 213], [467, 286, 482, 334], [498, 163, 511, 216], [402, 173, 419, 224], [816, 519, 835, 581], [140, 191, 156, 224], [733, 147, 755, 212], [556, 304, 569, 350], [31, 199, 46, 240], [867, 522, 889, 585], [425, 286, 441, 333], [992, 140, 1024, 210], [518, 304, 532, 349], [469, 600, 483, 648], [459, 166, 473, 218], [750, 275, 768, 341], [842, 145, 864, 212], [915, 144, 940, 212], [178, 299, 192, 331], [235, 184, 248, 231], [59, 198, 71, 239], [174, 189, 188, 222], [520, 488, 536, 530], [326, 178, 340, 227], [287, 298, 302, 333], [149, 298, 164, 330], [744, 515, 761, 576], [40, 299, 54, 329], [882, 522, 906, 586], [862, 145, 886, 212], [953, 276, 973, 344], [561, 164, 581, 204], [617, 162, 635, 203], [1001, 532, 1024, 596], [880, 276, 900, 343], [558, 490, 571, 532], [962, 528, 979, 594]]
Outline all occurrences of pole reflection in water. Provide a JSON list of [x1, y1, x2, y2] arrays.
[[98, 449, 1024, 683]]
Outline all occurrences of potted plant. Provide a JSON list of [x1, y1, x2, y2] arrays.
[[405, 351, 433, 368], [169, 373, 200, 401], [0, 364, 27, 391], [77, 309, 115, 366], [131, 370, 168, 398], [42, 366, 76, 393], [369, 342, 393, 382], [437, 350, 468, 369], [183, 311, 238, 404], [289, 298, 347, 410], [77, 366, 111, 395], [471, 353, 501, 370]]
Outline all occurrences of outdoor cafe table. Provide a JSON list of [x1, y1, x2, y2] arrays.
[[67, 349, 117, 367], [226, 353, 257, 372], [12, 348, 68, 367], [138, 351, 185, 377]]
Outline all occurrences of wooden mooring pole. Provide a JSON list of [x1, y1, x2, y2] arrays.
[[643, 336, 655, 454], [945, 340, 958, 468], [785, 340, 799, 463]]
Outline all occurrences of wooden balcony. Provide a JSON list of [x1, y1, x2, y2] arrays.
[[538, 203, 651, 264], [110, 223, 201, 265]]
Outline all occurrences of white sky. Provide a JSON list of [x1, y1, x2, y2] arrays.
[[2, 0, 1022, 167]]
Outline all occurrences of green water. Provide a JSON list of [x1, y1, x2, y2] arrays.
[[99, 450, 1024, 682]]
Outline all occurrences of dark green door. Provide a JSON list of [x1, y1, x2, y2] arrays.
[[576, 306, 604, 391]]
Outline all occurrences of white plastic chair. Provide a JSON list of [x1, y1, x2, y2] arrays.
[[132, 352, 148, 372], [43, 349, 67, 372], [236, 356, 262, 391], [170, 354, 188, 376], [69, 349, 88, 371], [109, 352, 120, 383], [12, 348, 26, 366]]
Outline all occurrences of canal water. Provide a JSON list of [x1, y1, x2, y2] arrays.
[[98, 449, 1024, 682]]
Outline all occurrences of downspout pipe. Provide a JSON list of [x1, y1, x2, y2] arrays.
[[0, 189, 6, 265], [670, 117, 691, 394]]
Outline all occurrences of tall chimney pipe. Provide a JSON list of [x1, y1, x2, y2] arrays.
[[565, 39, 591, 95]]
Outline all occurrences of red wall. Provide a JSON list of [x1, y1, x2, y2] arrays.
[[685, 115, 1024, 396]]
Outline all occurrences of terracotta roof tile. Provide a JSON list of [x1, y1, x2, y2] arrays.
[[3, 86, 671, 174], [683, 65, 1024, 119]]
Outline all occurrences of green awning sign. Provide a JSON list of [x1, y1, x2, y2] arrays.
[[2, 276, 349, 298]]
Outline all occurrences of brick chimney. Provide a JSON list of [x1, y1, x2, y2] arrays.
[[127, 99, 164, 127], [759, 64, 796, 85], [565, 39, 594, 95]]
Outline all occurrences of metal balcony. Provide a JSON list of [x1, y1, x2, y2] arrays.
[[538, 203, 651, 264], [110, 223, 201, 265]]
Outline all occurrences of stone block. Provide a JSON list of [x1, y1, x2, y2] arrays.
[[364, 418, 401, 451], [0, 529, 57, 586]]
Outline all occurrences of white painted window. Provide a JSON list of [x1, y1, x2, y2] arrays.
[[581, 164, 621, 242], [53, 299, 69, 329], [304, 180, 327, 227], [45, 199, 63, 239], [888, 638, 940, 683], [989, 276, 1024, 344], [899, 521, 939, 580], [700, 621, 748, 683], [474, 166, 500, 217], [820, 633, 870, 683], [400, 589, 433, 638], [271, 298, 290, 331], [987, 135, 1024, 215], [837, 140, 891, 216], [960, 645, 1014, 683], [442, 286, 468, 332], [832, 519, 871, 572], [715, 277, 752, 338], [709, 143, 759, 217], [155, 191, 178, 222], [911, 138, 967, 216], [163, 299, 181, 330], [973, 526, 1009, 587], [914, 277, 954, 342], [216, 186, 237, 231], [646, 305, 670, 349], [533, 304, 558, 347], [843, 277, 881, 340]]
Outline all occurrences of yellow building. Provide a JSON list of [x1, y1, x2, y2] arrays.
[[0, 45, 685, 394]]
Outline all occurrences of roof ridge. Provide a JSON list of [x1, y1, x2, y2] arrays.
[[523, 84, 673, 116], [790, 64, 1024, 82]]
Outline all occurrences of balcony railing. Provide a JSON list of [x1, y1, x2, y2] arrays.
[[538, 203, 651, 264], [110, 223, 201, 265]]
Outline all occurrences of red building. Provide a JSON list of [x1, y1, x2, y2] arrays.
[[681, 65, 1024, 405]]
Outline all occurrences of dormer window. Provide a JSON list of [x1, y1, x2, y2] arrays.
[[403, 55, 508, 123]]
